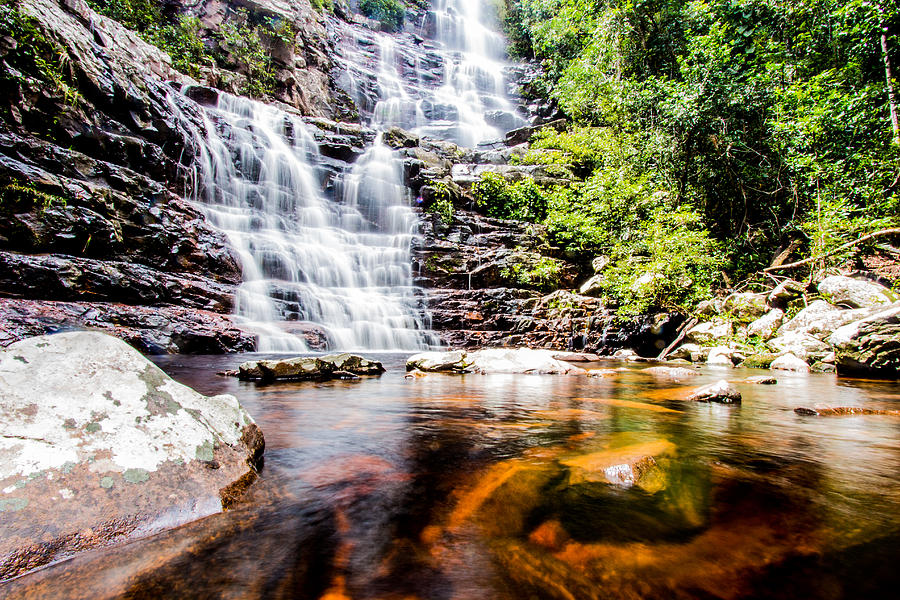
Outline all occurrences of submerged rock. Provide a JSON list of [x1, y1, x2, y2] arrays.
[[552, 352, 601, 362], [687, 380, 742, 404], [794, 406, 900, 416], [0, 332, 263, 580], [237, 353, 385, 382], [644, 366, 699, 380], [406, 348, 583, 374], [745, 375, 777, 384], [561, 439, 676, 493]]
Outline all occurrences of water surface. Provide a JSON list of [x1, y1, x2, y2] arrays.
[[6, 356, 900, 599]]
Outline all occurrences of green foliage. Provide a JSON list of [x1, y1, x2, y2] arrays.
[[359, 0, 404, 32], [600, 208, 724, 314], [473, 172, 548, 221], [219, 12, 275, 98], [86, 0, 214, 79], [1, 181, 68, 214], [425, 181, 454, 226], [153, 16, 212, 78], [502, 0, 900, 306], [309, 0, 333, 14], [0, 2, 79, 105], [501, 249, 563, 292]]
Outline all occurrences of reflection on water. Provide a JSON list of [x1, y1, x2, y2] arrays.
[[5, 356, 900, 599]]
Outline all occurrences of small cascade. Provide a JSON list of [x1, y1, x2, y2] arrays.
[[190, 93, 438, 351], [335, 0, 528, 147]]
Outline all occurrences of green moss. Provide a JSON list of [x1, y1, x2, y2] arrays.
[[195, 440, 215, 462], [123, 468, 150, 483]]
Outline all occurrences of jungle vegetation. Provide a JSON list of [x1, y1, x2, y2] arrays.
[[489, 0, 900, 312]]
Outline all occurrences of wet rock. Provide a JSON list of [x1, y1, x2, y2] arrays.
[[684, 320, 733, 345], [740, 353, 779, 369], [767, 279, 806, 306], [779, 300, 879, 339], [407, 348, 583, 374], [687, 380, 742, 403], [770, 353, 810, 373], [747, 308, 784, 340], [767, 331, 830, 360], [644, 366, 699, 380], [744, 375, 777, 384], [668, 343, 702, 361], [818, 275, 897, 309], [722, 292, 768, 321], [810, 361, 837, 373], [0, 332, 263, 580], [553, 352, 601, 362], [828, 303, 900, 378], [237, 353, 385, 382], [587, 368, 619, 377], [0, 298, 256, 353], [382, 126, 420, 149], [707, 346, 736, 367]]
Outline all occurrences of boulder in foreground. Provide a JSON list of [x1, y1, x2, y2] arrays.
[[237, 353, 385, 381], [407, 348, 584, 374], [0, 332, 264, 581]]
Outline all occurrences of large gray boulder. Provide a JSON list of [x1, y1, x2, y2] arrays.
[[818, 276, 898, 309], [779, 300, 879, 339], [0, 332, 264, 580], [407, 348, 583, 374], [767, 331, 830, 360], [747, 308, 784, 340], [828, 304, 900, 377], [684, 320, 733, 345]]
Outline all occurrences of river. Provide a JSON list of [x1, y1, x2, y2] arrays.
[[5, 357, 899, 599]]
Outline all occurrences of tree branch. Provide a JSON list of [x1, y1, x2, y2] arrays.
[[763, 228, 900, 272]]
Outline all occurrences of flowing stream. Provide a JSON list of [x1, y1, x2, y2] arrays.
[[9, 361, 900, 598]]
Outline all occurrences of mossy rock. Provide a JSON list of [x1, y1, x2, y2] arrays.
[[740, 353, 779, 369]]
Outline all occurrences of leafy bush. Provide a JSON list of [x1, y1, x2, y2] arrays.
[[501, 249, 563, 292], [473, 172, 548, 222], [359, 0, 404, 32], [219, 13, 275, 98], [600, 208, 725, 314], [0, 2, 78, 104], [424, 181, 454, 226]]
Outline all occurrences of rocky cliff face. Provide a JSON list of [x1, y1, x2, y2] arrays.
[[0, 0, 677, 355], [0, 0, 365, 352]]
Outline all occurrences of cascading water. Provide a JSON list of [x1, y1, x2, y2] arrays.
[[336, 0, 528, 147], [189, 93, 437, 351], [177, 1, 526, 352]]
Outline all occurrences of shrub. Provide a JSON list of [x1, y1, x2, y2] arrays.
[[473, 172, 547, 222], [219, 12, 275, 98], [359, 0, 404, 32], [501, 249, 563, 292]]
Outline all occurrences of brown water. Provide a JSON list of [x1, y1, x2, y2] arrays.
[[5, 355, 900, 599]]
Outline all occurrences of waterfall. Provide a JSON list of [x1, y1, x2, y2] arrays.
[[336, 0, 528, 147], [175, 1, 525, 352], [189, 93, 437, 352]]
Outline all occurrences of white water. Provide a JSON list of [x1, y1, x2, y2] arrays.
[[177, 1, 524, 351], [190, 94, 437, 351], [338, 0, 527, 147]]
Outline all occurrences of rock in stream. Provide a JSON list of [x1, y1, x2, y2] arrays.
[[0, 332, 264, 581]]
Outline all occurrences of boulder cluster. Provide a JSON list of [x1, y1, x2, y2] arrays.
[[667, 275, 899, 377]]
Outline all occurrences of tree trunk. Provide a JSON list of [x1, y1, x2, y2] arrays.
[[882, 24, 900, 145]]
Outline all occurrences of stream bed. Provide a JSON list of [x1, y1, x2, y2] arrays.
[[5, 355, 900, 599]]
